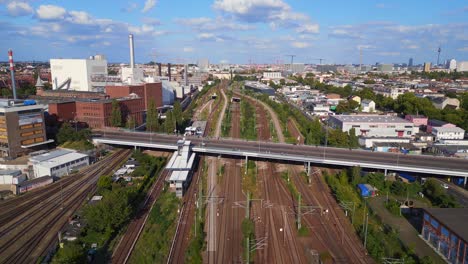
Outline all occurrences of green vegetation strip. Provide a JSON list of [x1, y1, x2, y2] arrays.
[[324, 167, 439, 263], [241, 160, 257, 197], [184, 160, 208, 263], [129, 190, 181, 263], [240, 99, 257, 140], [52, 151, 167, 263]]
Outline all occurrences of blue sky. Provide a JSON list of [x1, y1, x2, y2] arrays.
[[0, 0, 467, 64]]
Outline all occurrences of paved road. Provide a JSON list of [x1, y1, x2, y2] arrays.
[[94, 130, 468, 176], [432, 178, 468, 207]]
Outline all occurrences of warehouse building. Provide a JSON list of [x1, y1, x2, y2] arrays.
[[421, 208, 468, 264], [0, 169, 26, 185], [29, 149, 89, 178], [0, 99, 52, 158], [328, 115, 418, 138]]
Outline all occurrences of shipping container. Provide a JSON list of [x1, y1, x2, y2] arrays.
[[398, 172, 416, 183]]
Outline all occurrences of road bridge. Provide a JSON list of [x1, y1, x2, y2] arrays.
[[93, 130, 468, 179]]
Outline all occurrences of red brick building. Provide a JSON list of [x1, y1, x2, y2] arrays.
[[48, 98, 145, 129], [106, 82, 163, 109]]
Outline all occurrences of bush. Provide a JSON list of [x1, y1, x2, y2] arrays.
[[52, 242, 86, 264]]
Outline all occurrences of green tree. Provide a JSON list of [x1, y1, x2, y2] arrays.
[[164, 111, 176, 134], [97, 175, 112, 192], [172, 101, 183, 129], [57, 123, 76, 144], [348, 128, 359, 148], [83, 189, 132, 233], [146, 99, 159, 132], [52, 242, 86, 264], [126, 115, 136, 130], [110, 99, 122, 127], [349, 166, 361, 185]]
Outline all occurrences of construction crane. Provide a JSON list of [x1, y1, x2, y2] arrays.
[[311, 58, 326, 65], [285, 55, 296, 65], [437, 46, 441, 66], [285, 55, 296, 72]]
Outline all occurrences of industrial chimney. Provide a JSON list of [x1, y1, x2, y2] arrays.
[[129, 34, 135, 69], [168, 63, 171, 81], [184, 64, 188, 86], [8, 49, 17, 100]]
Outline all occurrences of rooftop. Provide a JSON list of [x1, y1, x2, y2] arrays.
[[34, 152, 88, 169], [330, 115, 411, 124], [424, 208, 468, 242], [432, 127, 465, 133], [29, 149, 74, 163]]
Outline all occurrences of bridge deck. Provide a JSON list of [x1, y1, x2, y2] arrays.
[[93, 131, 468, 178]]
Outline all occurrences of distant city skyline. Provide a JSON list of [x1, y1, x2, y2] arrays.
[[0, 0, 467, 64]]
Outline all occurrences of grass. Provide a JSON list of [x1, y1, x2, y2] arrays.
[[184, 160, 208, 263], [280, 171, 300, 201], [324, 171, 425, 263], [60, 140, 94, 151], [240, 100, 257, 140], [241, 160, 257, 198], [128, 190, 181, 264], [221, 102, 232, 137]]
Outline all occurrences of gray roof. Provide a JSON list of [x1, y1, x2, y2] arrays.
[[0, 169, 22, 176], [29, 149, 74, 162], [330, 115, 411, 124], [424, 208, 468, 243]]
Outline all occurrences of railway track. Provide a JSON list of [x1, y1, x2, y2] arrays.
[[168, 81, 227, 263], [112, 152, 171, 264], [0, 149, 131, 264], [166, 158, 201, 264], [0, 160, 104, 219]]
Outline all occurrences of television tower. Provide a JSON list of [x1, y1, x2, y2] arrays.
[[437, 46, 441, 66]]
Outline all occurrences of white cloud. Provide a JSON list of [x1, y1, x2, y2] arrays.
[[405, 45, 419, 49], [357, 44, 375, 50], [183, 47, 194, 52], [296, 23, 319, 34], [291, 41, 310, 48], [213, 0, 313, 32], [67, 11, 93, 25], [36, 5, 67, 20], [122, 2, 138, 13], [142, 0, 157, 13], [458, 47, 468, 52], [176, 17, 253, 31], [376, 52, 400, 56], [7, 1, 33, 16]]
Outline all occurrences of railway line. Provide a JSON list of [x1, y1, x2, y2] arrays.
[[209, 88, 244, 263], [168, 81, 227, 263], [112, 152, 171, 264], [0, 149, 131, 264]]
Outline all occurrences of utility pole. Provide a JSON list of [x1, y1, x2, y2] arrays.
[[364, 212, 369, 249], [297, 192, 302, 229]]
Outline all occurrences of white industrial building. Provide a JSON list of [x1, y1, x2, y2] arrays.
[[29, 149, 89, 178], [431, 127, 465, 141], [263, 72, 283, 79], [328, 115, 418, 138], [50, 55, 108, 92], [166, 140, 196, 197], [456, 61, 468, 72], [0, 170, 26, 185], [448, 59, 457, 71]]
